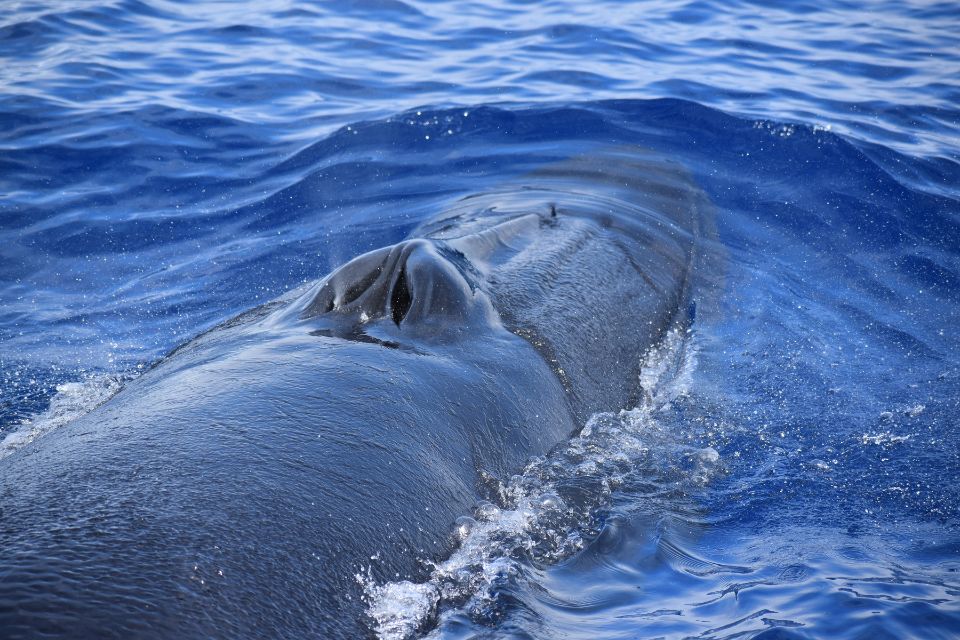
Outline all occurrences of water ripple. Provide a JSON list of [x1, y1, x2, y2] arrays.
[[1, 1, 959, 638]]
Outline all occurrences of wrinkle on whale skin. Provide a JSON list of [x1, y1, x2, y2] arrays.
[[0, 149, 717, 640]]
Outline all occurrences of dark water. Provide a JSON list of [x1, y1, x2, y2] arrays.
[[2, 1, 959, 638]]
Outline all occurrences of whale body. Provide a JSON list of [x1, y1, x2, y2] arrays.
[[0, 152, 710, 638]]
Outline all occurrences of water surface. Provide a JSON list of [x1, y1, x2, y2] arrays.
[[2, 1, 959, 638]]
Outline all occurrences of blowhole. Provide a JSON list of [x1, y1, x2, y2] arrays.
[[391, 268, 412, 326]]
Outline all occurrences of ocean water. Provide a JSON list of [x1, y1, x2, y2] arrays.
[[2, 1, 959, 638]]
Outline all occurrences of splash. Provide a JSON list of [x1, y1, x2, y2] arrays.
[[0, 373, 127, 459], [363, 327, 719, 639]]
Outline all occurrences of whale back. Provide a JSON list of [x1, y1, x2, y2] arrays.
[[420, 150, 707, 420], [0, 150, 712, 639]]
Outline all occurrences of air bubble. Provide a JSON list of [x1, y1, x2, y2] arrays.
[[537, 493, 565, 511], [454, 516, 476, 541], [475, 501, 501, 521]]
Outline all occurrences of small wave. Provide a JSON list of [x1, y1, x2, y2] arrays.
[[0, 373, 127, 459], [362, 327, 720, 639]]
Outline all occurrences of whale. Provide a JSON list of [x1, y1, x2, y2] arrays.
[[0, 151, 710, 639]]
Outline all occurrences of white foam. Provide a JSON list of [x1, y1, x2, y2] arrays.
[[363, 577, 438, 639], [0, 373, 126, 459], [905, 404, 925, 418], [861, 431, 912, 446], [364, 327, 716, 639]]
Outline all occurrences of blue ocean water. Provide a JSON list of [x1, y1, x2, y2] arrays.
[[2, 1, 959, 638]]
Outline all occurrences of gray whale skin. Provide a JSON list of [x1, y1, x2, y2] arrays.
[[0, 154, 708, 639]]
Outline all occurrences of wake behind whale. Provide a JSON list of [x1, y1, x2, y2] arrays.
[[0, 150, 714, 639]]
